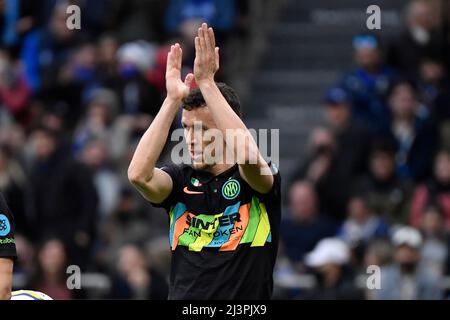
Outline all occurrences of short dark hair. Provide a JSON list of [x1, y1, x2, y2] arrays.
[[387, 78, 419, 100], [370, 138, 397, 157], [182, 82, 242, 118]]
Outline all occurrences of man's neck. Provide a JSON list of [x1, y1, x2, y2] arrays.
[[205, 162, 235, 176]]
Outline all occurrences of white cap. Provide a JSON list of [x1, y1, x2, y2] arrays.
[[392, 226, 423, 249], [117, 41, 157, 71], [304, 238, 350, 267]]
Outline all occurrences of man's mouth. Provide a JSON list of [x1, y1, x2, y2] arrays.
[[189, 148, 203, 161]]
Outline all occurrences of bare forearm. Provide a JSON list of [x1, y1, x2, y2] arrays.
[[198, 81, 247, 133], [198, 80, 273, 192], [128, 97, 181, 182], [0, 258, 13, 300], [198, 81, 260, 163]]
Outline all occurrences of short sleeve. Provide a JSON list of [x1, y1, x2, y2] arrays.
[[251, 162, 281, 205], [264, 162, 281, 204], [0, 193, 17, 260], [150, 164, 184, 210]]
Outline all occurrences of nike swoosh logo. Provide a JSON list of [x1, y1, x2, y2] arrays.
[[183, 187, 204, 195]]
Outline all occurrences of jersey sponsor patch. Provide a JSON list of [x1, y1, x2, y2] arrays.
[[0, 214, 11, 237], [222, 179, 240, 200], [169, 197, 271, 252]]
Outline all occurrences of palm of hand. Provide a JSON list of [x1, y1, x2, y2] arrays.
[[165, 43, 193, 101]]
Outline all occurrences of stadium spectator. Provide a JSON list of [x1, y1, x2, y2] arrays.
[[100, 188, 159, 270], [418, 205, 449, 279], [38, 3, 83, 90], [374, 226, 442, 300], [290, 127, 335, 186], [320, 87, 371, 219], [363, 239, 393, 299], [108, 244, 168, 299], [339, 34, 396, 131], [29, 238, 73, 300], [113, 41, 162, 118], [290, 128, 339, 217], [0, 49, 31, 125], [280, 181, 338, 272], [27, 127, 98, 269], [97, 34, 120, 87], [0, 0, 44, 53], [80, 138, 121, 220], [387, 0, 444, 80], [379, 80, 437, 182], [363, 239, 393, 270], [338, 195, 390, 252], [73, 88, 131, 161], [410, 149, 450, 231], [61, 42, 100, 99], [417, 58, 450, 122], [354, 139, 411, 225], [301, 238, 364, 300], [415, 58, 450, 149], [292, 100, 369, 221]]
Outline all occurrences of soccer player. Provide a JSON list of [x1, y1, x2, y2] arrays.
[[128, 23, 281, 299], [0, 193, 16, 300]]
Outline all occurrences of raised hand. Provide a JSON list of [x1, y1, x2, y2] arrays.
[[194, 23, 220, 85], [166, 43, 194, 101]]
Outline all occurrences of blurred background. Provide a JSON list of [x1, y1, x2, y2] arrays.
[[1, 0, 450, 299]]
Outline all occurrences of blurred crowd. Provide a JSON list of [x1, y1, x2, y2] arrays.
[[2, 0, 450, 301], [276, 0, 450, 300], [0, 0, 251, 299]]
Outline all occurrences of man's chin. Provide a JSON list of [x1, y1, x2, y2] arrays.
[[191, 161, 207, 170], [192, 160, 216, 171]]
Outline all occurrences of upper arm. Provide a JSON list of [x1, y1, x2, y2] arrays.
[[0, 258, 13, 300], [130, 168, 174, 204]]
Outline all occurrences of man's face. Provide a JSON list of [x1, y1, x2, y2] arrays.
[[348, 198, 370, 224], [355, 47, 380, 70], [181, 106, 222, 170], [370, 151, 395, 181], [325, 104, 350, 130], [289, 183, 317, 222], [389, 84, 416, 119], [31, 131, 56, 161], [420, 61, 444, 83], [434, 152, 450, 184], [409, 1, 435, 31], [394, 245, 419, 267], [421, 209, 443, 236]]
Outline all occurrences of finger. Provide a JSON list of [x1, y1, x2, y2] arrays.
[[175, 43, 182, 70], [198, 27, 206, 55], [202, 23, 212, 53], [184, 73, 194, 88], [166, 45, 174, 71], [194, 36, 200, 57], [208, 27, 216, 50], [215, 47, 220, 70]]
